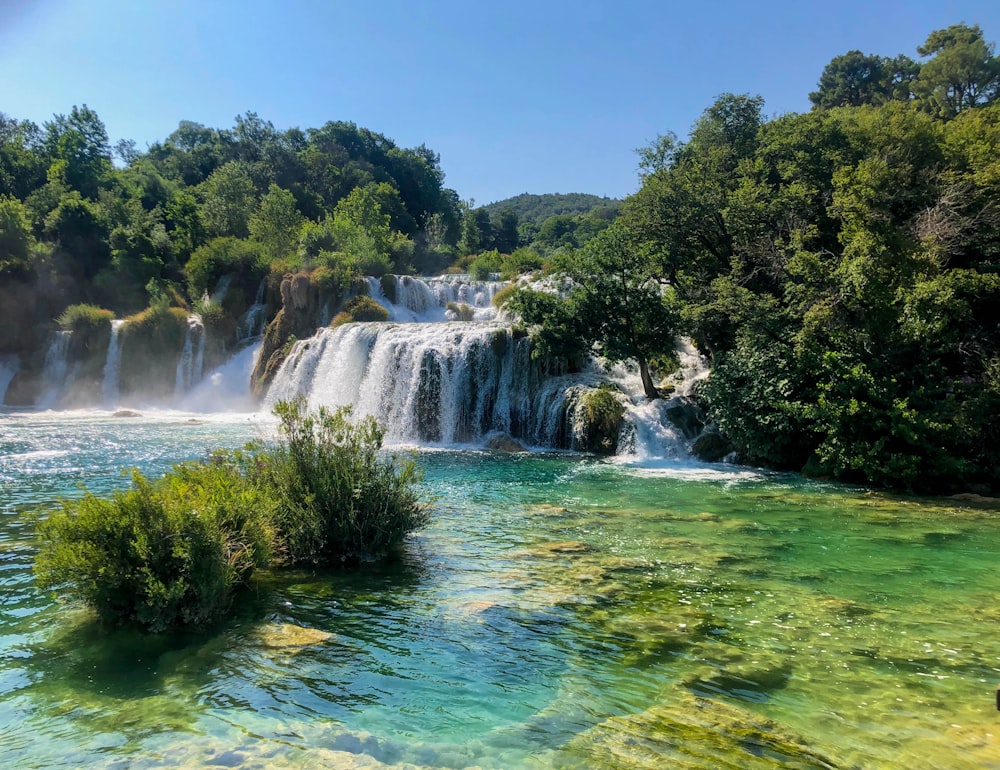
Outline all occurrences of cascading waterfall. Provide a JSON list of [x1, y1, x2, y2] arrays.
[[0, 355, 18, 406], [101, 320, 125, 408], [18, 273, 711, 462], [366, 274, 505, 322], [174, 316, 205, 400], [37, 331, 73, 408], [263, 273, 715, 456], [266, 322, 593, 447]]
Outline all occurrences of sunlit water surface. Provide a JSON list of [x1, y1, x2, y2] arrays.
[[2, 409, 999, 769]]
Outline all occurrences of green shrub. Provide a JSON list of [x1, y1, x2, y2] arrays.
[[469, 249, 503, 281], [446, 301, 475, 321], [35, 462, 272, 632], [492, 283, 519, 309], [500, 247, 543, 279], [330, 295, 390, 327], [185, 237, 264, 297], [33, 401, 426, 630], [262, 398, 427, 565], [58, 304, 114, 333]]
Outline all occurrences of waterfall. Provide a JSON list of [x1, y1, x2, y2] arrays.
[[101, 320, 125, 408], [237, 279, 268, 342], [607, 341, 714, 461], [266, 322, 593, 447], [179, 341, 262, 413], [0, 355, 18, 406], [365, 275, 507, 322], [174, 316, 205, 400], [37, 331, 73, 408]]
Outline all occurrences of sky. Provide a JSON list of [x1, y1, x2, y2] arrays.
[[2, 0, 999, 206]]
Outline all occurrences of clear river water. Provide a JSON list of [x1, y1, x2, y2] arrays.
[[1, 408, 998, 769]]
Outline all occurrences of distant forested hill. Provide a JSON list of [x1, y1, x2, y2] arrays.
[[480, 193, 620, 225]]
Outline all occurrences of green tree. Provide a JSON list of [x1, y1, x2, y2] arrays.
[[810, 50, 896, 108], [509, 223, 677, 398], [43, 105, 112, 200], [493, 208, 520, 252], [914, 23, 1000, 117], [249, 183, 304, 259], [0, 114, 46, 200], [44, 192, 110, 280], [198, 161, 257, 238], [0, 195, 33, 277]]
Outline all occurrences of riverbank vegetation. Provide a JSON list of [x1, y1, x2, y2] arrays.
[[500, 23, 1000, 494], [34, 400, 427, 631]]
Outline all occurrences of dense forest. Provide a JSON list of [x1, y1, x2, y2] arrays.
[[2, 21, 999, 494], [0, 112, 468, 358], [504, 22, 1000, 494]]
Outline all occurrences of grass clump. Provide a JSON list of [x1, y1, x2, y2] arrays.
[[34, 400, 426, 632], [330, 295, 390, 327], [446, 301, 475, 321], [57, 304, 114, 333], [491, 283, 519, 309]]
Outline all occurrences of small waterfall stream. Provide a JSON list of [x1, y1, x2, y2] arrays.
[[0, 355, 18, 406], [237, 279, 268, 342], [37, 331, 73, 408], [174, 316, 205, 401], [101, 320, 125, 408]]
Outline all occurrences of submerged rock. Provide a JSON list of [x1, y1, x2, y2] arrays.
[[111, 409, 141, 418], [254, 622, 333, 650], [558, 692, 838, 769]]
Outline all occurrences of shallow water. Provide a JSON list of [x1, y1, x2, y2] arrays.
[[1, 409, 999, 768]]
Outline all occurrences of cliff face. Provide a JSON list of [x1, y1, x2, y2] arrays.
[[251, 272, 348, 398]]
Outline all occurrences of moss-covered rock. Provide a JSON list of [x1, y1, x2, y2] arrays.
[[119, 305, 190, 402], [251, 270, 348, 397], [558, 692, 839, 769], [692, 430, 735, 462], [331, 295, 390, 327], [574, 384, 626, 454]]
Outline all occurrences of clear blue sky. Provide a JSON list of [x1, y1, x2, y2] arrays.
[[2, 0, 998, 206]]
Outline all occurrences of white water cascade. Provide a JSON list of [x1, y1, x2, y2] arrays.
[[174, 316, 205, 400], [101, 320, 125, 408], [367, 274, 505, 322], [179, 341, 262, 413], [261, 273, 716, 456], [266, 322, 595, 447], [37, 331, 73, 408]]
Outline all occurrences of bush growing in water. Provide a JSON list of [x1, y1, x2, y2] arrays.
[[35, 463, 272, 632], [34, 401, 427, 631], [262, 399, 427, 565], [578, 384, 626, 453]]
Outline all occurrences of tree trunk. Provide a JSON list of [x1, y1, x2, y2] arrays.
[[638, 356, 660, 400]]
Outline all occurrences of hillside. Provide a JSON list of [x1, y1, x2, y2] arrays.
[[479, 193, 620, 225]]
